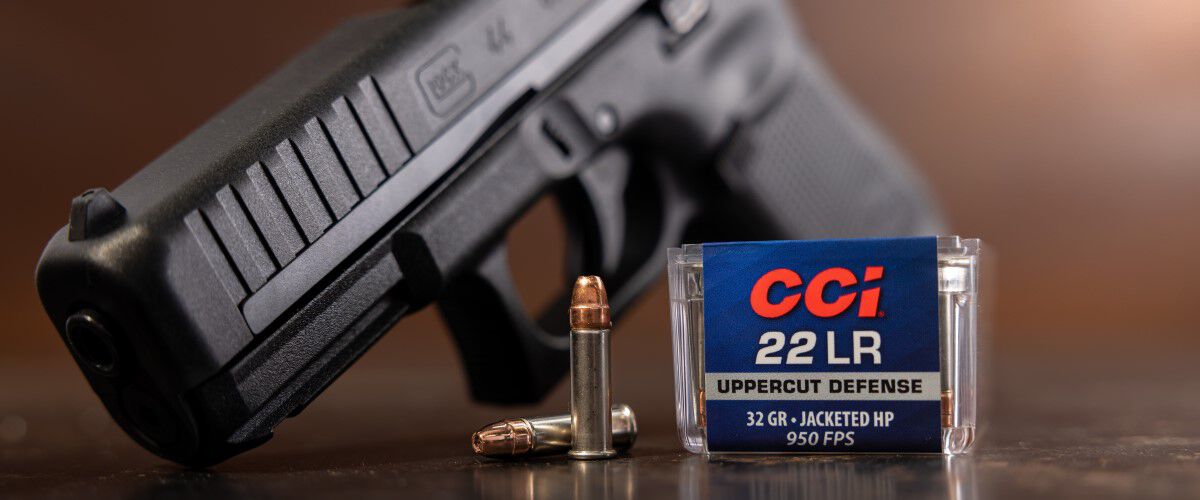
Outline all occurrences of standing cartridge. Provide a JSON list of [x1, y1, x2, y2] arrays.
[[667, 236, 981, 454]]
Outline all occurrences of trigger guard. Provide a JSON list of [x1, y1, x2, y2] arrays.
[[555, 148, 630, 277], [437, 244, 569, 404]]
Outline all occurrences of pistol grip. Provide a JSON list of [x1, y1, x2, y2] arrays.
[[715, 43, 946, 239]]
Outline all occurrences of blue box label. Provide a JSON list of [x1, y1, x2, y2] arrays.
[[702, 237, 940, 452]]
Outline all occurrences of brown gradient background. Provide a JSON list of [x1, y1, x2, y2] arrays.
[[0, 0, 1198, 465]]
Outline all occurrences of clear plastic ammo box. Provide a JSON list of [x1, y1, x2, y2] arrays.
[[668, 236, 982, 454]]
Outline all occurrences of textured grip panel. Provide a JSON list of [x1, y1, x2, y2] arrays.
[[723, 57, 944, 238]]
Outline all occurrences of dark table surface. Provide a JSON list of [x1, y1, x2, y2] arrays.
[[3, 343, 1198, 499]]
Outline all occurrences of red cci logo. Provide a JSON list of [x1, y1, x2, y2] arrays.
[[750, 267, 884, 319]]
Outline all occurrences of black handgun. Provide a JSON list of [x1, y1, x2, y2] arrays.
[[36, 0, 942, 466]]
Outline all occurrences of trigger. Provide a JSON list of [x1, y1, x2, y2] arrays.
[[559, 148, 630, 275], [439, 244, 570, 403]]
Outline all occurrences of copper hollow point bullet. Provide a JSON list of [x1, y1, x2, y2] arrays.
[[570, 276, 611, 330], [471, 405, 638, 458], [568, 276, 617, 460]]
